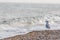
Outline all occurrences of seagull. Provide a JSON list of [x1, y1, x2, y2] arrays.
[[45, 20, 50, 29]]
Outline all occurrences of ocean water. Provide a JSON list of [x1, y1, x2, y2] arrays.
[[0, 3, 60, 39]]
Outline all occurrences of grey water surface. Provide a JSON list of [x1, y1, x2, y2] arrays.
[[0, 3, 60, 39]]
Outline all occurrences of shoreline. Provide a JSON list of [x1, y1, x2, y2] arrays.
[[1, 30, 60, 40]]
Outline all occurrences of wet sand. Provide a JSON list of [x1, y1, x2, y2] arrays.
[[1, 30, 60, 40]]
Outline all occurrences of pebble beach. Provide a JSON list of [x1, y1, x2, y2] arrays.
[[1, 30, 60, 40]]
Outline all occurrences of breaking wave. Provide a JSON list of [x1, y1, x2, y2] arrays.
[[0, 15, 60, 27]]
